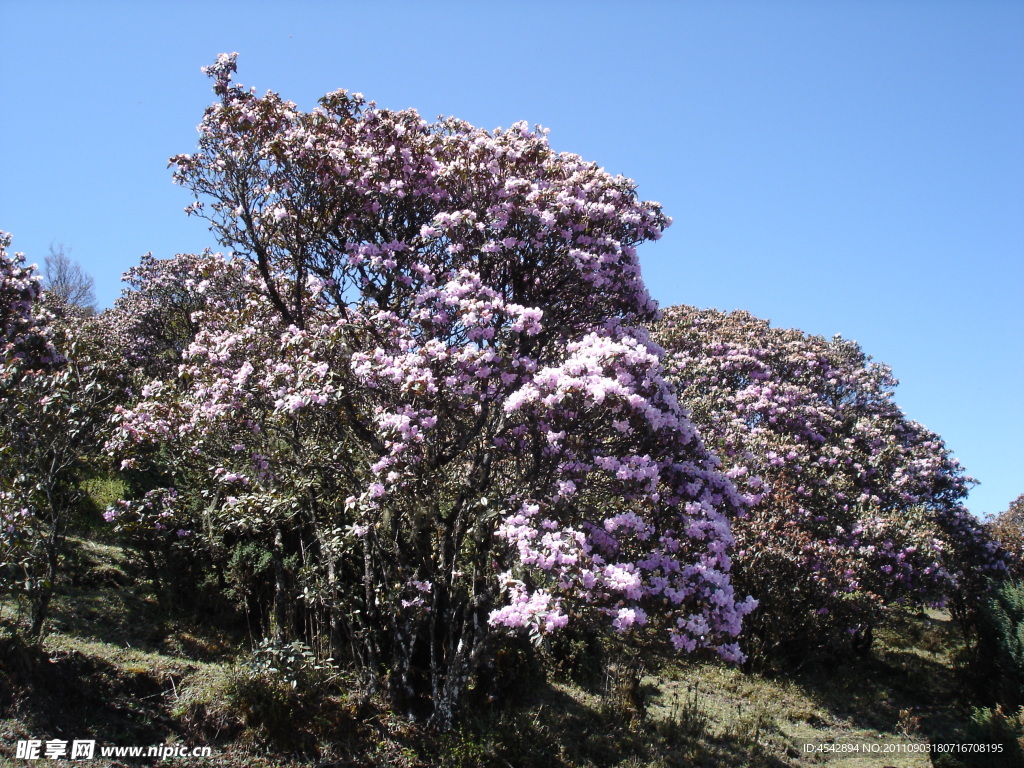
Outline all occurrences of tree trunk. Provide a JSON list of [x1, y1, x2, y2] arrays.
[[271, 526, 290, 643]]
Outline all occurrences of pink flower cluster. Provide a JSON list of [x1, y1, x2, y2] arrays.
[[0, 232, 61, 368]]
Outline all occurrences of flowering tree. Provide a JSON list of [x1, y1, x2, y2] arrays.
[[102, 250, 248, 379], [653, 305, 1006, 662], [0, 233, 124, 638], [0, 232, 60, 369], [989, 494, 1024, 581], [111, 54, 756, 726]]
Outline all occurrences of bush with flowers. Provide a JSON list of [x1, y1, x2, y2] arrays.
[[0, 233, 126, 638], [653, 305, 1006, 663], [106, 55, 757, 727]]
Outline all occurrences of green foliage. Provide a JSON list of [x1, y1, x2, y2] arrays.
[[224, 541, 275, 623], [248, 637, 335, 691], [933, 706, 1024, 768], [435, 731, 496, 768], [965, 706, 1024, 765], [970, 578, 1024, 708], [225, 667, 302, 745], [176, 640, 345, 752], [545, 626, 606, 689]]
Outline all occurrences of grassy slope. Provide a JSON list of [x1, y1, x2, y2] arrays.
[[0, 537, 984, 767]]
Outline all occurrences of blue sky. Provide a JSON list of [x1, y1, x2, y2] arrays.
[[2, 1, 1021, 517]]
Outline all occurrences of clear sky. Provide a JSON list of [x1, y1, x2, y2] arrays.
[[2, 1, 1021, 518]]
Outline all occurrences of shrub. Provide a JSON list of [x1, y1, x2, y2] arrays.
[[0, 233, 128, 639], [653, 306, 1006, 664], [988, 494, 1024, 580], [934, 706, 1024, 768], [970, 579, 1024, 709], [176, 641, 344, 752]]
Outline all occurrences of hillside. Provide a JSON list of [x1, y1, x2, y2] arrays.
[[1, 535, 1015, 768]]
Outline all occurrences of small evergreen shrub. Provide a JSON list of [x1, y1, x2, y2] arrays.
[[934, 706, 1024, 768], [971, 579, 1024, 709]]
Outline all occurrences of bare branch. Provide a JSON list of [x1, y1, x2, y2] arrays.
[[43, 243, 97, 315]]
